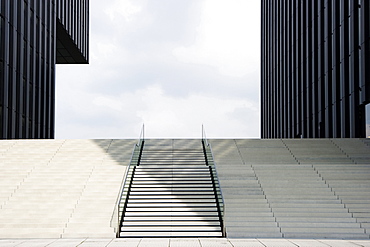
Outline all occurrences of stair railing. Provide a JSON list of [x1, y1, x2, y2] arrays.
[[201, 125, 226, 237], [115, 124, 145, 237]]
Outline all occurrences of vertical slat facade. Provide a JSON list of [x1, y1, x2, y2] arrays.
[[0, 0, 88, 139], [261, 0, 370, 138], [0, 0, 56, 139], [56, 0, 89, 62]]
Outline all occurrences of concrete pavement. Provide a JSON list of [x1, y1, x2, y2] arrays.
[[1, 238, 370, 247]]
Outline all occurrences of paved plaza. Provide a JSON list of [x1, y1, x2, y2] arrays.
[[0, 238, 370, 247]]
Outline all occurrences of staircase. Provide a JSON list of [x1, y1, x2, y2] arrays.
[[119, 139, 223, 237], [210, 139, 370, 239]]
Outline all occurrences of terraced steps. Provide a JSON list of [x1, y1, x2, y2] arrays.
[[210, 139, 370, 239]]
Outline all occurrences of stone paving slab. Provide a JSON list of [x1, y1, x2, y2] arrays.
[[0, 239, 370, 247]]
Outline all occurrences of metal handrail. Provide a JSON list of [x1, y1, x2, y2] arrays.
[[202, 124, 209, 147], [111, 140, 137, 233], [201, 125, 226, 237], [138, 124, 144, 146], [115, 124, 145, 237]]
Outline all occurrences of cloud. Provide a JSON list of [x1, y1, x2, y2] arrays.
[[104, 0, 142, 22], [56, 82, 258, 139], [55, 0, 261, 139], [173, 0, 260, 77]]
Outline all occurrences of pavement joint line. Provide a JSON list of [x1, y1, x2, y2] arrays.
[[0, 238, 368, 247]]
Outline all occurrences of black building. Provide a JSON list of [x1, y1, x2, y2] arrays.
[[261, 0, 370, 138], [0, 0, 89, 139]]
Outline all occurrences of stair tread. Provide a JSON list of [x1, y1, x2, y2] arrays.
[[132, 177, 212, 180], [120, 232, 222, 237], [123, 216, 220, 221], [125, 212, 219, 216], [129, 191, 215, 195], [122, 221, 220, 226], [125, 207, 218, 211], [130, 188, 214, 191], [132, 181, 213, 184], [128, 195, 216, 198], [126, 203, 217, 207], [125, 199, 216, 203], [131, 184, 214, 187], [121, 226, 221, 231]]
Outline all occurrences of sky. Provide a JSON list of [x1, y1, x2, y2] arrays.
[[55, 0, 261, 139]]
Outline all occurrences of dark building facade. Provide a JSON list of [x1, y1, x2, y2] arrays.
[[261, 0, 370, 138], [0, 0, 88, 139]]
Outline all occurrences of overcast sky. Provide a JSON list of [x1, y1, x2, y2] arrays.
[[55, 0, 261, 139]]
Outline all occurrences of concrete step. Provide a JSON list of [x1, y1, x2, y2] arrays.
[[269, 203, 344, 208], [124, 212, 219, 216], [121, 226, 221, 231], [225, 229, 283, 238], [332, 188, 370, 193], [226, 212, 273, 217], [132, 180, 213, 184], [342, 199, 370, 204], [130, 184, 214, 188], [349, 208, 370, 213], [139, 162, 206, 165], [223, 194, 266, 199], [267, 199, 342, 204], [226, 226, 281, 233], [275, 217, 357, 223], [131, 177, 212, 181], [224, 216, 276, 222], [125, 207, 218, 212], [282, 232, 370, 239], [272, 208, 349, 213], [0, 223, 66, 228], [224, 205, 270, 210], [262, 190, 334, 195], [127, 195, 216, 199], [120, 231, 222, 237], [134, 171, 210, 175], [338, 195, 370, 200], [126, 203, 217, 207], [128, 191, 215, 195], [361, 223, 370, 228], [122, 221, 220, 226], [0, 228, 63, 238], [123, 216, 220, 221], [353, 213, 370, 218], [126, 199, 216, 203], [278, 222, 361, 228], [345, 204, 370, 208], [273, 212, 352, 217], [266, 195, 338, 199], [261, 184, 329, 188], [223, 221, 277, 227]]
